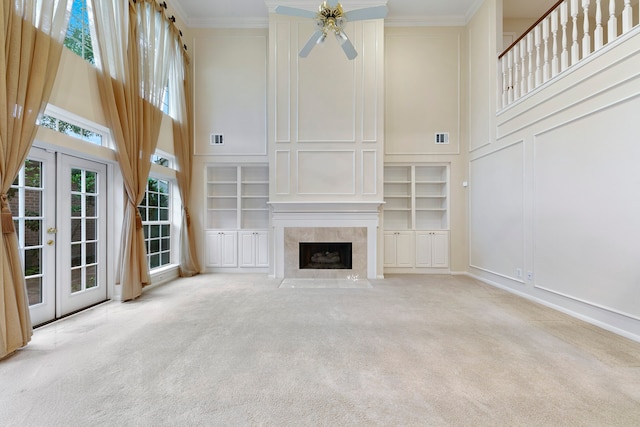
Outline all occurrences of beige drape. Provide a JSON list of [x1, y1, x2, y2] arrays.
[[91, 0, 174, 300], [0, 1, 72, 359], [169, 42, 200, 277]]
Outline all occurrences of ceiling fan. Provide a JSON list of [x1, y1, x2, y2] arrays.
[[275, 1, 387, 60]]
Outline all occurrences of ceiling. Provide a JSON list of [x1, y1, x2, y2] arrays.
[[170, 0, 555, 28]]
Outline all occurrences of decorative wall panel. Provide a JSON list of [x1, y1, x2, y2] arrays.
[[297, 150, 356, 194]]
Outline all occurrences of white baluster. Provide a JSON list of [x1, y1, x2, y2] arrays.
[[551, 10, 560, 76], [594, 0, 603, 50], [561, 1, 569, 71], [535, 25, 543, 87], [543, 17, 551, 82], [513, 44, 520, 100], [571, 0, 580, 65], [608, 0, 618, 41], [507, 50, 514, 105], [527, 32, 535, 92], [501, 56, 508, 108], [520, 38, 528, 96], [582, 0, 591, 58], [622, 0, 632, 34]]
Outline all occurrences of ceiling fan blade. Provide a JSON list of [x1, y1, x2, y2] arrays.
[[336, 31, 358, 60], [344, 5, 388, 22], [274, 5, 318, 19], [299, 30, 325, 58]]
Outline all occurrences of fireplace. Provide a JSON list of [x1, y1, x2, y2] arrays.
[[299, 242, 352, 270], [269, 202, 382, 279]]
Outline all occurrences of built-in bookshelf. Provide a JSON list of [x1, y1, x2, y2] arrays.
[[206, 165, 269, 230], [383, 164, 449, 230]]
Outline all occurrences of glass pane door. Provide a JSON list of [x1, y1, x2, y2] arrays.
[[10, 149, 56, 326], [58, 155, 107, 317]]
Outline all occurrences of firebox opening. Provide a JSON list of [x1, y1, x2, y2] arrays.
[[299, 242, 353, 270]]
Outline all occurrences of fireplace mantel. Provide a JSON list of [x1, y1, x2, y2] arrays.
[[269, 201, 383, 279]]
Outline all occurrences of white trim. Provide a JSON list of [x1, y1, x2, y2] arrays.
[[465, 271, 640, 344]]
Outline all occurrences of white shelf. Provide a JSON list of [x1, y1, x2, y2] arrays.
[[383, 164, 449, 230], [206, 164, 269, 230]]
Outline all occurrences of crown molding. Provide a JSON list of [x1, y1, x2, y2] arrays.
[[188, 17, 269, 29], [384, 16, 467, 27], [264, 0, 388, 14]]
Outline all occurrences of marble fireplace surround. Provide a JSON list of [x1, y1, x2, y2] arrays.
[[270, 202, 382, 279]]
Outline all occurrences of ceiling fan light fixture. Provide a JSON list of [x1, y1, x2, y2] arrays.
[[335, 30, 348, 45], [275, 0, 387, 60]]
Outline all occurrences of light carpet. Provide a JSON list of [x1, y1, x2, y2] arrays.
[[1, 274, 640, 426]]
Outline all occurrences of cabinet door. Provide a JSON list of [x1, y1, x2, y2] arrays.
[[239, 231, 269, 267], [383, 232, 398, 267], [206, 231, 238, 267], [220, 232, 238, 267], [239, 231, 256, 267], [415, 232, 433, 267], [430, 231, 449, 268], [395, 232, 415, 267], [205, 232, 221, 267], [255, 231, 269, 267]]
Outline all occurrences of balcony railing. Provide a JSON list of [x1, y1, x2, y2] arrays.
[[499, 0, 639, 109]]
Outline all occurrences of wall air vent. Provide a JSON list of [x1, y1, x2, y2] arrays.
[[435, 132, 449, 144], [210, 133, 224, 145]]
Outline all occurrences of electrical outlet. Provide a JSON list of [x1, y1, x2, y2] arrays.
[[527, 271, 533, 281], [516, 268, 522, 278]]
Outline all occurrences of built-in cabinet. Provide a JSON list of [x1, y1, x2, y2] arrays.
[[205, 165, 269, 270], [383, 231, 414, 267], [383, 164, 450, 272], [239, 231, 269, 267]]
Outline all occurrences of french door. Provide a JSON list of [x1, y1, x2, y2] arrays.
[[11, 148, 108, 326]]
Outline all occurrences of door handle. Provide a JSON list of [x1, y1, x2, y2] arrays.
[[47, 240, 55, 246], [47, 227, 57, 234]]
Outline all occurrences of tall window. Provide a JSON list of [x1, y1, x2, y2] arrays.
[[65, 0, 94, 64], [139, 177, 171, 270]]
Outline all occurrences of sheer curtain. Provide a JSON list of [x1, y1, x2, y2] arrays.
[[169, 40, 200, 277], [91, 0, 174, 301], [0, 0, 72, 359]]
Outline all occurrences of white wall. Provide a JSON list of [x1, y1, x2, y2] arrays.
[[468, 10, 640, 341], [383, 26, 469, 272]]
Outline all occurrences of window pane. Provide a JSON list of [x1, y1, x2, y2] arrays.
[[86, 265, 98, 289], [71, 219, 82, 242], [26, 277, 43, 306], [86, 195, 96, 217], [150, 225, 160, 238], [71, 244, 82, 267], [24, 248, 41, 276], [85, 219, 97, 241], [161, 252, 170, 266], [71, 194, 82, 216], [85, 171, 97, 193], [24, 160, 42, 188], [24, 220, 42, 246], [24, 190, 42, 217], [86, 242, 96, 264], [150, 254, 160, 269], [161, 238, 170, 251], [71, 169, 82, 192], [71, 268, 82, 293]]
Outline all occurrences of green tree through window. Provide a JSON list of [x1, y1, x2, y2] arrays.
[[65, 0, 94, 64]]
